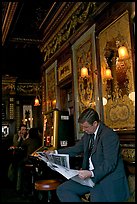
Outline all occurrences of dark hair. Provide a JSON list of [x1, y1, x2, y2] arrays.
[[78, 108, 99, 125], [29, 128, 39, 139], [19, 124, 27, 130]]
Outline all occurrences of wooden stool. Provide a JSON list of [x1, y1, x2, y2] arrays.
[[35, 179, 61, 202], [24, 163, 35, 195]]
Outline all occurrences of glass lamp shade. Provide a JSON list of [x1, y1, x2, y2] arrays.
[[34, 97, 40, 106], [118, 46, 129, 60], [81, 67, 89, 78], [52, 99, 56, 108], [129, 91, 135, 102], [102, 97, 107, 106], [105, 68, 113, 80]]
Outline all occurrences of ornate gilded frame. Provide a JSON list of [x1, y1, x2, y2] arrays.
[[43, 109, 59, 149], [72, 24, 99, 139], [98, 11, 135, 130], [45, 61, 58, 112]]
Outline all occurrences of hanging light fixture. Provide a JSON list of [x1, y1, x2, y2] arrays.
[[34, 96, 40, 106], [118, 46, 129, 60], [34, 84, 41, 106]]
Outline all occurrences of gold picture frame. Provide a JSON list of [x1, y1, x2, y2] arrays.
[[58, 58, 72, 82]]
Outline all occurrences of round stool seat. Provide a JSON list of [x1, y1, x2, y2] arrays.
[[35, 179, 61, 191]]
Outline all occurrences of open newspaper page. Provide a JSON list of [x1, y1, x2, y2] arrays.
[[36, 151, 94, 187]]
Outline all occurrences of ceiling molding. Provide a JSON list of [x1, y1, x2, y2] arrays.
[[2, 2, 18, 46]]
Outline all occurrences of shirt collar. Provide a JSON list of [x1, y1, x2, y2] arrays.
[[93, 123, 100, 139]]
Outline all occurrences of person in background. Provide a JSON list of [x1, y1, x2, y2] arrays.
[[21, 127, 42, 157], [9, 127, 42, 195], [8, 124, 28, 183], [47, 108, 130, 202], [15, 127, 42, 194], [13, 124, 28, 147]]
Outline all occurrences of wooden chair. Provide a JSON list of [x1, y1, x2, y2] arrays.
[[34, 179, 61, 202]]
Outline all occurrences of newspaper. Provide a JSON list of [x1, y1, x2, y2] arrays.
[[36, 151, 94, 187]]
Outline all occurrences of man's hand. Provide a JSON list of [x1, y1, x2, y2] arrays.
[[44, 150, 55, 154], [78, 170, 92, 179], [18, 130, 23, 138]]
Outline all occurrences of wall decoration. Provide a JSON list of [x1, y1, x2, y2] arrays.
[[98, 11, 135, 130], [23, 105, 33, 129], [72, 24, 98, 139], [45, 61, 57, 112], [58, 58, 72, 82]]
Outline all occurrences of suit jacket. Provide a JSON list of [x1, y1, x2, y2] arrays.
[[58, 122, 130, 202]]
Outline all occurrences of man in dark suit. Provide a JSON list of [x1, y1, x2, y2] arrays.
[[55, 108, 130, 202]]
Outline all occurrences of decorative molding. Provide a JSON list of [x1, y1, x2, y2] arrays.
[[17, 83, 41, 95], [2, 75, 41, 96], [2, 2, 18, 46], [41, 2, 98, 62]]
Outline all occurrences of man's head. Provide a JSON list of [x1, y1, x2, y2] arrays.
[[78, 108, 100, 134], [19, 124, 27, 135]]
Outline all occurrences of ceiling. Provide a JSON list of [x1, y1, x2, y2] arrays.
[[2, 1, 61, 81]]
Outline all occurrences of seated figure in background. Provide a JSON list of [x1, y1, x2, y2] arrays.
[[13, 124, 28, 147], [8, 127, 42, 195], [8, 124, 28, 183]]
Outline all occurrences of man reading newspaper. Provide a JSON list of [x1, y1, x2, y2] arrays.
[[41, 108, 129, 202]]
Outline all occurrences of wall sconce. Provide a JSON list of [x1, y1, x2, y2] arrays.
[[105, 68, 113, 80], [34, 96, 40, 106], [102, 97, 107, 106], [79, 65, 98, 109], [52, 99, 56, 108], [81, 66, 98, 78], [118, 46, 129, 60], [81, 66, 89, 78], [129, 91, 135, 106]]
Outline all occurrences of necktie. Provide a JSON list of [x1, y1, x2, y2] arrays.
[[82, 133, 95, 170], [88, 133, 95, 158]]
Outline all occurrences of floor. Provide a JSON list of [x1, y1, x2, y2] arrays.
[[1, 177, 60, 203], [0, 142, 60, 203], [1, 176, 35, 203]]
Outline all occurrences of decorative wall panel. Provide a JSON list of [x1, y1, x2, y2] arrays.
[[45, 61, 57, 112], [72, 24, 98, 139], [98, 11, 135, 130]]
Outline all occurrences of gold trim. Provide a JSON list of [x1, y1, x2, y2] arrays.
[[53, 110, 59, 149]]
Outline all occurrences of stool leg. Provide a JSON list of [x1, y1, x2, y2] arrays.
[[47, 191, 51, 202]]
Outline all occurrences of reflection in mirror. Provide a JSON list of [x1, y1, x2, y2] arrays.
[[101, 35, 135, 130]]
